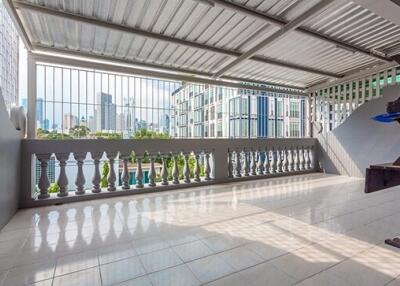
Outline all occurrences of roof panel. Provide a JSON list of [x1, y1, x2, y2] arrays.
[[13, 0, 400, 88]]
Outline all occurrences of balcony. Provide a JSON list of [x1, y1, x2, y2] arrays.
[[21, 138, 317, 207], [1, 0, 400, 284]]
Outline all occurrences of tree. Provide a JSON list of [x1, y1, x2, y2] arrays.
[[70, 125, 90, 138], [132, 128, 170, 139], [37, 128, 72, 140]]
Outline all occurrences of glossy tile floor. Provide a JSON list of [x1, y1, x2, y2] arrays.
[[2, 174, 400, 285]]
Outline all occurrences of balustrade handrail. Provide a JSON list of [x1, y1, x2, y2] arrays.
[[20, 137, 318, 208]]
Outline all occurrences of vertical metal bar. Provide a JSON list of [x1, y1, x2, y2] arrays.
[[391, 68, 397, 86], [27, 53, 37, 138], [61, 68, 64, 132], [52, 66, 55, 130], [376, 72, 380, 98], [70, 69, 72, 132], [361, 78, 366, 104], [368, 75, 373, 101], [78, 69, 80, 125]]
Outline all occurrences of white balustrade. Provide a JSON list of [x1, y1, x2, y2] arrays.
[[37, 154, 50, 199], [91, 152, 102, 193], [107, 152, 118, 191], [25, 139, 316, 204], [135, 156, 144, 188], [56, 153, 69, 197], [74, 152, 86, 195], [257, 151, 264, 175], [121, 154, 130, 190]]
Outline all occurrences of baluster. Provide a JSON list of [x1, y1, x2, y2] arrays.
[[107, 152, 118, 191], [309, 146, 315, 169], [91, 152, 102, 193], [194, 153, 201, 182], [121, 154, 131, 190], [235, 150, 242, 177], [304, 147, 310, 170], [148, 155, 156, 187], [276, 149, 282, 173], [227, 150, 233, 178], [264, 149, 270, 174], [287, 148, 293, 172], [135, 155, 144, 188], [282, 148, 288, 173], [250, 151, 257, 176], [257, 151, 264, 175], [270, 148, 276, 173], [74, 152, 86, 195], [172, 154, 179, 184], [183, 153, 191, 183], [293, 148, 299, 171], [161, 155, 169, 185], [204, 152, 211, 181], [298, 147, 304, 171], [56, 153, 69, 197], [244, 150, 250, 176], [37, 154, 51, 199]]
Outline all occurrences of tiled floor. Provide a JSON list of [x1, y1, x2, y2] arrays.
[[1, 173, 400, 285]]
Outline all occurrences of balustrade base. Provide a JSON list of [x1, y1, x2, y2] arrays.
[[23, 170, 319, 208]]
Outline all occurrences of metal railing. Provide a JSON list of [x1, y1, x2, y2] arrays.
[[20, 138, 318, 207]]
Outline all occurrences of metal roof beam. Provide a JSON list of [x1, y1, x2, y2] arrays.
[[13, 0, 341, 79], [34, 44, 304, 90], [32, 47, 307, 96], [209, 0, 391, 63], [212, 0, 336, 78]]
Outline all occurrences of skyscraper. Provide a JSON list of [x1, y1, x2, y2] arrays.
[[94, 92, 116, 131], [0, 0, 19, 111]]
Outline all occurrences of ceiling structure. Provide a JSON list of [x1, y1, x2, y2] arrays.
[[6, 0, 400, 90]]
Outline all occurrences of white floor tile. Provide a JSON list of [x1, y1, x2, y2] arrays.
[[2, 174, 400, 286], [172, 240, 213, 262], [114, 275, 152, 286], [139, 248, 182, 273], [187, 254, 235, 283], [149, 264, 200, 286], [55, 250, 98, 276], [4, 261, 55, 286], [239, 261, 297, 286], [53, 267, 101, 286], [100, 256, 146, 286], [218, 246, 264, 271]]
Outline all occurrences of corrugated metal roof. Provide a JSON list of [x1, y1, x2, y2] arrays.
[[11, 0, 400, 88]]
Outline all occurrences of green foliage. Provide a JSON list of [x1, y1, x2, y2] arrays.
[[93, 132, 123, 140], [37, 128, 72, 140], [101, 161, 109, 188], [70, 125, 90, 138], [48, 182, 59, 193], [132, 129, 170, 139]]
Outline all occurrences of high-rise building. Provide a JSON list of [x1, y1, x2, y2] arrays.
[[171, 84, 308, 138], [0, 0, 19, 111], [94, 92, 116, 131], [63, 113, 78, 131]]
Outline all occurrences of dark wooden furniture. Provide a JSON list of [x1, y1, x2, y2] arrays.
[[365, 162, 400, 248]]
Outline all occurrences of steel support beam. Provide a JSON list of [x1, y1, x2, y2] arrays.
[[32, 51, 307, 96], [13, 1, 341, 79], [4, 0, 32, 49], [208, 0, 391, 63], [34, 45, 304, 90], [212, 0, 335, 78]]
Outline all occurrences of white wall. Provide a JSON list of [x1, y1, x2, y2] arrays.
[[0, 92, 21, 228], [318, 85, 400, 177]]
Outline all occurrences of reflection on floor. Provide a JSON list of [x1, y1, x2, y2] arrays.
[[1, 173, 400, 285]]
